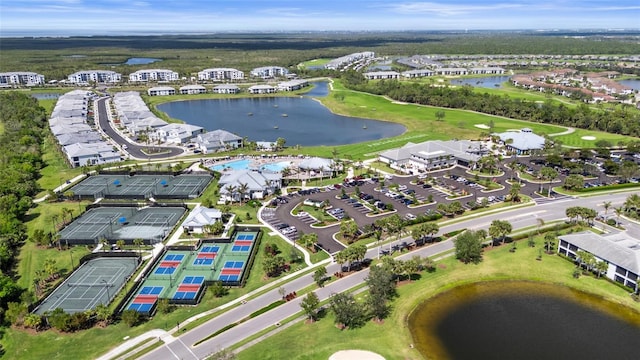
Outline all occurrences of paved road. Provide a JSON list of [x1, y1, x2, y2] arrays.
[[139, 191, 635, 360], [95, 97, 184, 160]]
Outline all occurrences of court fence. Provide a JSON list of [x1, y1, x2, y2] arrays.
[[118, 227, 263, 314], [29, 252, 140, 314]]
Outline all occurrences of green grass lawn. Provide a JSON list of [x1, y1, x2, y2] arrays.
[[236, 230, 640, 360], [553, 127, 639, 148], [36, 137, 82, 197], [298, 58, 331, 69]]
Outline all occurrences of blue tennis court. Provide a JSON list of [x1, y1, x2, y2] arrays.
[[183, 276, 205, 284], [224, 261, 244, 268], [155, 266, 177, 275], [200, 246, 219, 253], [165, 254, 185, 261], [173, 276, 204, 300], [235, 234, 255, 241], [232, 245, 251, 252], [193, 258, 214, 266], [128, 303, 153, 312], [139, 286, 163, 295], [218, 274, 240, 281]]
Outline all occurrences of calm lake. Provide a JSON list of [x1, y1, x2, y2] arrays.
[[125, 57, 161, 65], [450, 75, 511, 88], [617, 79, 640, 91], [157, 84, 405, 146], [409, 281, 640, 360]]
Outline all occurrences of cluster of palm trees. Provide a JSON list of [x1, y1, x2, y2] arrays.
[[223, 182, 250, 205], [565, 206, 597, 225], [334, 243, 367, 272], [575, 250, 609, 278]]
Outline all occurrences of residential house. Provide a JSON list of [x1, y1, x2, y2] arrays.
[[179, 85, 207, 95], [248, 85, 277, 94], [212, 84, 240, 94], [363, 71, 400, 80], [147, 86, 176, 96], [194, 130, 243, 153], [152, 123, 205, 144], [181, 206, 223, 234]]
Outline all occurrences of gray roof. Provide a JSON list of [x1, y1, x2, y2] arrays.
[[219, 170, 281, 192], [298, 157, 334, 170], [213, 84, 239, 90], [181, 206, 222, 228], [496, 129, 546, 151], [197, 130, 242, 146], [379, 140, 483, 163], [560, 231, 640, 274], [56, 132, 102, 146]]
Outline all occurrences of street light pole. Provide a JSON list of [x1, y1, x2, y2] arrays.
[[101, 279, 110, 303]]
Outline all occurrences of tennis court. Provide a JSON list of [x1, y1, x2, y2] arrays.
[[126, 229, 261, 313], [70, 174, 212, 200], [34, 256, 138, 315], [59, 206, 186, 245]]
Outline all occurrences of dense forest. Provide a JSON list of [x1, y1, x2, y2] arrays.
[[0, 92, 48, 324], [2, 32, 640, 81], [341, 73, 640, 138]]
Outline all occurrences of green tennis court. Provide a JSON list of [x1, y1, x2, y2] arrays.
[[34, 256, 139, 315]]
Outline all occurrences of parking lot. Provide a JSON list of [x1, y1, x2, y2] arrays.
[[261, 152, 625, 254]]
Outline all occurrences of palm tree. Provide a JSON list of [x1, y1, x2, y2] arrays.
[[133, 238, 144, 255], [602, 201, 612, 220], [237, 182, 249, 205], [614, 207, 623, 226], [536, 218, 545, 235], [225, 184, 237, 204]]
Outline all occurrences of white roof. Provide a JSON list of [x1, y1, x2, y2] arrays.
[[181, 206, 222, 228], [496, 129, 546, 151], [560, 232, 640, 274], [298, 157, 334, 170]]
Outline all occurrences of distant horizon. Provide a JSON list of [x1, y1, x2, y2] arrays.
[[2, 28, 640, 38], [1, 1, 639, 36]]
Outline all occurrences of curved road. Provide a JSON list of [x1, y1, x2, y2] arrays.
[[137, 191, 635, 360], [95, 97, 184, 160]]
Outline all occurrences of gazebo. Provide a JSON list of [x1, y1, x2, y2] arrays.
[[298, 157, 335, 179]]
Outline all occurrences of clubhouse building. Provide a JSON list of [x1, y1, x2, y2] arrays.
[[495, 128, 546, 154], [378, 140, 487, 174], [558, 231, 639, 292]]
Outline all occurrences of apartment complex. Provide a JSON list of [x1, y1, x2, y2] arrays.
[[128, 69, 179, 82], [67, 70, 122, 84], [0, 71, 45, 86], [250, 66, 288, 78], [198, 68, 244, 81]]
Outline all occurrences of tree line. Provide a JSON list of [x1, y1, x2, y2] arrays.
[[342, 75, 640, 138], [0, 92, 48, 325]]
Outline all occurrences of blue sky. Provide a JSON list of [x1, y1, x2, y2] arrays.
[[1, 0, 639, 35]]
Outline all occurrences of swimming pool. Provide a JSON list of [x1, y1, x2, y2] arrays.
[[211, 159, 291, 172]]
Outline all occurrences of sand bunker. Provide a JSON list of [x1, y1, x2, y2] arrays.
[[474, 124, 490, 129], [329, 350, 385, 360], [581, 136, 596, 140]]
